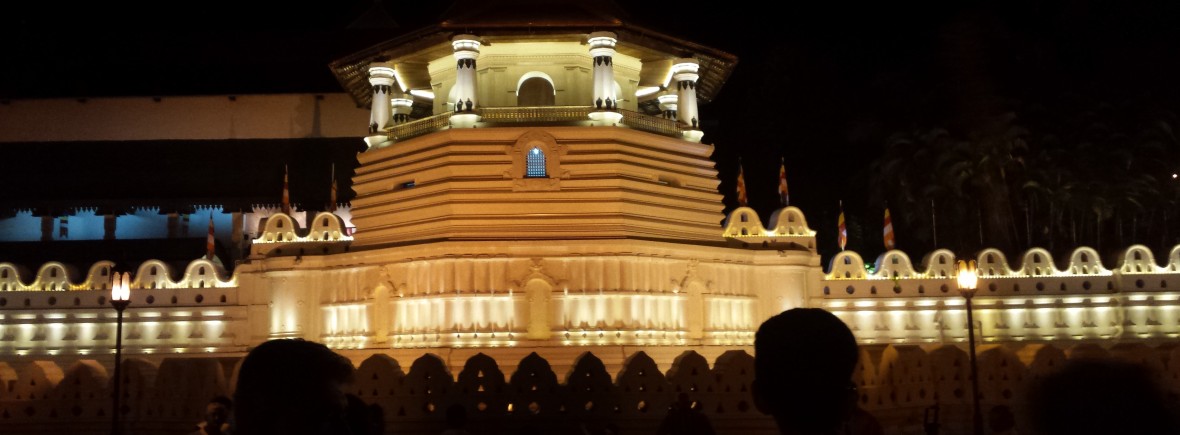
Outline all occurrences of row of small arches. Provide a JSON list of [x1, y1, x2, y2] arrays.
[[0, 259, 229, 292], [823, 278, 1168, 296], [723, 206, 813, 238], [254, 212, 349, 244], [828, 245, 1180, 280]]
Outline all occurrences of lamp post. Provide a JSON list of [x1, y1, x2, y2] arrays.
[[956, 260, 982, 435], [109, 271, 131, 435]]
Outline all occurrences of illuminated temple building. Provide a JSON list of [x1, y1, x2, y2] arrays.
[[2, 3, 1179, 434]]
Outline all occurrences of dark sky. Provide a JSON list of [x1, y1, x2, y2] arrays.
[[4, 0, 1179, 260]]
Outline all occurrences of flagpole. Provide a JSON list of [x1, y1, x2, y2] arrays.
[[931, 199, 938, 248]]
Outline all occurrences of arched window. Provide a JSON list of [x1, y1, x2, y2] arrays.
[[526, 147, 547, 178], [517, 74, 555, 106]]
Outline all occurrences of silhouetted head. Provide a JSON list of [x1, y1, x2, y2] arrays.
[[445, 403, 468, 429], [1029, 359, 1179, 435], [344, 393, 387, 435], [987, 405, 1015, 433], [753, 308, 858, 434], [233, 339, 355, 435], [203, 395, 232, 433]]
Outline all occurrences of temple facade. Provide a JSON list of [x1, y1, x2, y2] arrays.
[[1, 4, 1178, 434]]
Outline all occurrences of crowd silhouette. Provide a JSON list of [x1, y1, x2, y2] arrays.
[[211, 308, 1179, 435]]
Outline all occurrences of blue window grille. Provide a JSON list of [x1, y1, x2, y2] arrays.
[[526, 147, 547, 178]]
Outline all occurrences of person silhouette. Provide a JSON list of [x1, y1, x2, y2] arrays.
[[753, 308, 860, 435], [656, 393, 716, 435], [233, 339, 356, 435], [441, 404, 471, 435], [189, 396, 233, 435], [1029, 359, 1179, 435]]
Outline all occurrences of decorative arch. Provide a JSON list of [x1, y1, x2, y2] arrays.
[[85, 261, 116, 290], [513, 259, 558, 340], [976, 248, 1013, 277], [723, 206, 765, 238], [1169, 245, 1180, 272], [516, 72, 556, 106], [0, 263, 29, 291], [874, 250, 916, 279], [682, 277, 707, 339], [1067, 247, 1108, 275], [354, 354, 405, 399], [1019, 248, 1058, 276], [828, 251, 867, 279], [368, 283, 392, 345], [509, 352, 560, 414], [666, 351, 715, 396], [183, 258, 227, 288], [308, 212, 348, 241], [137, 260, 175, 289], [35, 262, 75, 291], [56, 360, 108, 402], [1121, 245, 1160, 273], [920, 249, 956, 278], [14, 361, 65, 401], [506, 130, 567, 191], [260, 213, 299, 243], [767, 206, 813, 236], [0, 362, 18, 400]]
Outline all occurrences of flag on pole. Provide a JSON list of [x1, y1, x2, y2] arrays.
[[206, 214, 216, 260], [884, 207, 896, 250], [58, 216, 68, 239], [281, 165, 292, 215], [778, 157, 789, 206], [329, 164, 338, 212], [736, 159, 748, 207], [838, 201, 848, 251]]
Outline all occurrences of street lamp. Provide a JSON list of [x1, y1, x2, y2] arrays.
[[956, 260, 982, 435], [109, 271, 131, 435]]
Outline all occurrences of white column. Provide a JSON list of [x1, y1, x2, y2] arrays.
[[390, 86, 413, 125], [451, 35, 481, 112], [367, 63, 395, 133], [588, 32, 618, 110], [672, 59, 701, 129], [657, 91, 678, 120]]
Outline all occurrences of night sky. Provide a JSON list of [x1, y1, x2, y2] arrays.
[[3, 0, 1179, 263]]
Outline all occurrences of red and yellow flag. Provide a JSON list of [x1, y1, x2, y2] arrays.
[[206, 214, 216, 260], [838, 201, 847, 251], [778, 158, 789, 206], [884, 207, 896, 250], [736, 160, 748, 207], [281, 165, 291, 215], [329, 164, 338, 212]]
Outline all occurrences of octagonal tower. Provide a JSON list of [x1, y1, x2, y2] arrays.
[[330, 2, 738, 247]]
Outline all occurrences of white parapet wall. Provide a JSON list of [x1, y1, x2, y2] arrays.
[[818, 244, 1180, 344]]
